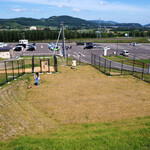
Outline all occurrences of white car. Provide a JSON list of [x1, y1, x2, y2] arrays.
[[120, 50, 130, 57], [0, 42, 7, 47], [129, 42, 140, 46]]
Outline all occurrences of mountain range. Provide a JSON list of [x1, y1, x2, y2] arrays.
[[0, 15, 148, 29]]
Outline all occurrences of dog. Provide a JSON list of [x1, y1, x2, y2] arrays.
[[27, 85, 32, 89]]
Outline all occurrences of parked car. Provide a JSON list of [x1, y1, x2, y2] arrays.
[[84, 44, 93, 49], [129, 42, 140, 46], [27, 46, 36, 51], [76, 42, 84, 45], [0, 42, 7, 47], [13, 46, 24, 51], [16, 43, 26, 48], [86, 42, 93, 45], [29, 43, 36, 46], [120, 50, 130, 56]]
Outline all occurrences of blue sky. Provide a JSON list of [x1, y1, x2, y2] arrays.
[[0, 0, 150, 25]]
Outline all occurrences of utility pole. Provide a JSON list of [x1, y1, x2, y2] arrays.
[[99, 18, 101, 38], [62, 22, 66, 59]]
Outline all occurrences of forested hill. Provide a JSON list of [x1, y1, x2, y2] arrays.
[[0, 16, 97, 29], [0, 15, 145, 29], [90, 20, 142, 27]]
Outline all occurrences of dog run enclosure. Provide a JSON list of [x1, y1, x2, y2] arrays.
[[91, 53, 150, 83], [0, 55, 58, 86], [0, 54, 85, 86]]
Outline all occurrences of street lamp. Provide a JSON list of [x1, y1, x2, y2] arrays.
[[116, 36, 118, 56]]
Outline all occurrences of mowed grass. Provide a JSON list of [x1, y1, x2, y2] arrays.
[[0, 65, 150, 149], [0, 117, 150, 150], [28, 66, 150, 124]]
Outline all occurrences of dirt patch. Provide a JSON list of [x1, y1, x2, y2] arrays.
[[0, 66, 55, 74], [110, 72, 121, 75]]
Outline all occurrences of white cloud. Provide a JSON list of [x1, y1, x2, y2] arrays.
[[99, 1, 106, 5], [72, 8, 80, 12], [57, 5, 63, 8], [31, 9, 40, 12], [12, 8, 27, 12], [5, 0, 150, 14]]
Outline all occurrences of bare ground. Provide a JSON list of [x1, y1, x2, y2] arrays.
[[0, 65, 150, 141]]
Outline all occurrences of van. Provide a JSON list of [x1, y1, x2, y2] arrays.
[[19, 39, 28, 45], [120, 50, 130, 57]]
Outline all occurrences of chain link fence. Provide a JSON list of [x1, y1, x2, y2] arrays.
[[0, 54, 84, 86], [91, 53, 150, 83], [0, 60, 25, 86]]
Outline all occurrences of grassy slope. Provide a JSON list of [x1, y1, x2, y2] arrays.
[[0, 65, 150, 149], [0, 117, 150, 150]]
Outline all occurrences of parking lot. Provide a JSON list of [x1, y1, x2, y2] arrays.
[[7, 42, 150, 63]]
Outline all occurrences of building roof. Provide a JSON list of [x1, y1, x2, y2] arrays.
[[0, 47, 11, 52]]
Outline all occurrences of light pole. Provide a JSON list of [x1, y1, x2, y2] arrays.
[[99, 18, 101, 38], [116, 36, 118, 56], [62, 22, 66, 59]]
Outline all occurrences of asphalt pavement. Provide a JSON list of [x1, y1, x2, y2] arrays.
[[6, 42, 150, 73]]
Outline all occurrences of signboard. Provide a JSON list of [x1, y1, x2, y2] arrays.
[[42, 61, 48, 72]]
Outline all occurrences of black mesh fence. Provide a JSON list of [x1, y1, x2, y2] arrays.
[[91, 53, 150, 83], [0, 55, 85, 86], [0, 60, 25, 86]]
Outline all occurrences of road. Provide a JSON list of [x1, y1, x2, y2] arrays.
[[6, 42, 150, 73]]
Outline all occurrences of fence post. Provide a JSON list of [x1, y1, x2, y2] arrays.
[[141, 63, 144, 80], [91, 54, 92, 65], [40, 59, 42, 73], [96, 55, 98, 69], [109, 61, 111, 75], [48, 59, 50, 73], [121, 60, 123, 75], [5, 61, 8, 82], [94, 54, 96, 68], [66, 54, 68, 66], [104, 59, 106, 73], [54, 55, 58, 72], [32, 55, 34, 73], [91, 54, 93, 66], [132, 59, 135, 75], [17, 60, 19, 77], [23, 60, 25, 74], [99, 57, 100, 71], [12, 61, 14, 79], [22, 60, 23, 74]]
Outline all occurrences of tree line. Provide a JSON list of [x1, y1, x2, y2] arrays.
[[0, 29, 150, 42]]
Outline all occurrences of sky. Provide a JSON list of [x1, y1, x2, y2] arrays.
[[0, 0, 150, 25]]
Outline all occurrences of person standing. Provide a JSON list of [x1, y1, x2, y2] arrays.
[[34, 72, 40, 86]]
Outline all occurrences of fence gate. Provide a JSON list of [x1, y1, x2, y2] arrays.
[[40, 59, 49, 73]]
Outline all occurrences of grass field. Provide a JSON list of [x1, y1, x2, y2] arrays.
[[0, 65, 150, 149], [104, 55, 149, 68]]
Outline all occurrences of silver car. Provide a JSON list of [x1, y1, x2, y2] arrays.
[[120, 50, 130, 56]]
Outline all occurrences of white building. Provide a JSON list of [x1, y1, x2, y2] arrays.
[[0, 47, 11, 59], [30, 26, 37, 30]]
